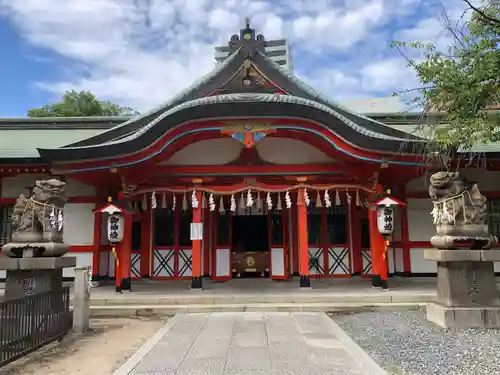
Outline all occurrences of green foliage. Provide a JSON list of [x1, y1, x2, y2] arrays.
[[27, 90, 139, 117], [392, 3, 500, 151]]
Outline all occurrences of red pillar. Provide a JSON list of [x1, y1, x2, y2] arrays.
[[298, 187, 310, 288], [291, 194, 299, 275], [191, 190, 203, 289], [118, 212, 133, 291], [368, 184, 388, 289]]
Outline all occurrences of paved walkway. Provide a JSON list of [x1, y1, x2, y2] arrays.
[[115, 312, 384, 375]]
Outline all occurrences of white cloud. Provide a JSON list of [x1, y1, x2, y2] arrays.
[[292, 0, 386, 51], [0, 0, 463, 111], [360, 58, 419, 92]]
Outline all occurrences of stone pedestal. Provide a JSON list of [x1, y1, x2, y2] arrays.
[[0, 256, 76, 300], [424, 249, 500, 328]]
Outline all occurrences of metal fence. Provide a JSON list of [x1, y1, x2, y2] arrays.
[[0, 286, 72, 367]]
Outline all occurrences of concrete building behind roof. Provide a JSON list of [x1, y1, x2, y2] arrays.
[[340, 96, 408, 114]]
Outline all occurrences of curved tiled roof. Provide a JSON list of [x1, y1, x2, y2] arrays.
[[38, 92, 427, 163], [95, 93, 416, 147]]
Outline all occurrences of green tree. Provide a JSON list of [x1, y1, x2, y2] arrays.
[[393, 0, 500, 151], [27, 90, 139, 117]]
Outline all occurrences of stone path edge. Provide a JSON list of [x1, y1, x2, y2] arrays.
[[112, 314, 182, 375], [325, 313, 388, 375]]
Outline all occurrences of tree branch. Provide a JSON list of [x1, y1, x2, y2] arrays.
[[462, 0, 500, 26]]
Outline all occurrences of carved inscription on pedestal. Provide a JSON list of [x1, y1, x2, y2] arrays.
[[21, 277, 35, 296], [466, 269, 480, 303]]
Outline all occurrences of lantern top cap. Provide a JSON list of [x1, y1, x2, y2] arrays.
[[93, 200, 132, 214], [372, 196, 405, 207]]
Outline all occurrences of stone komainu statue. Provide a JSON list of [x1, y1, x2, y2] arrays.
[[4, 179, 68, 257], [429, 171, 497, 249]]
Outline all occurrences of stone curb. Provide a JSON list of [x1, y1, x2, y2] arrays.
[[111, 314, 181, 375], [325, 314, 388, 375], [89, 302, 425, 317]]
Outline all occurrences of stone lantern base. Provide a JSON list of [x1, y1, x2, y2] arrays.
[[424, 249, 500, 328]]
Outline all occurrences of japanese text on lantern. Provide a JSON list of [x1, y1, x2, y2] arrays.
[[107, 214, 124, 243], [376, 206, 394, 235], [383, 207, 393, 233]]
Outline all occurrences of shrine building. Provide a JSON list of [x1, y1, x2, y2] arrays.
[[2, 22, 500, 289]]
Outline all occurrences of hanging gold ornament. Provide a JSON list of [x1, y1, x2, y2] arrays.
[[239, 192, 245, 209], [356, 190, 361, 206], [256, 191, 262, 210], [219, 196, 225, 214], [161, 193, 167, 209], [277, 193, 282, 210], [201, 193, 207, 209], [335, 189, 341, 206], [315, 190, 322, 208], [141, 194, 147, 211], [182, 193, 188, 211]]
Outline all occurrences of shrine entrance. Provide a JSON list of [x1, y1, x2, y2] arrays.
[[232, 214, 269, 278]]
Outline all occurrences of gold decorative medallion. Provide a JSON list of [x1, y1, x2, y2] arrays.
[[245, 256, 256, 267]]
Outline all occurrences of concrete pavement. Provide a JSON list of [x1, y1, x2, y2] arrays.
[[113, 312, 387, 375]]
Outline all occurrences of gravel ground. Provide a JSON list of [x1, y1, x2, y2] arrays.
[[330, 308, 500, 375]]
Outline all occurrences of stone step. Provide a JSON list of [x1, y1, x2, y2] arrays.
[[90, 293, 435, 306], [89, 302, 425, 317]]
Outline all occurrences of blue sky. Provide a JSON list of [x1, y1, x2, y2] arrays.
[[0, 0, 474, 117]]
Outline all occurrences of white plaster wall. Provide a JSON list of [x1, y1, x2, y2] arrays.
[[158, 136, 335, 166], [407, 198, 436, 273], [1, 173, 50, 198], [394, 247, 404, 272], [406, 168, 500, 192], [63, 203, 95, 245], [410, 248, 437, 273], [162, 138, 243, 165], [65, 177, 96, 197], [407, 199, 435, 241], [256, 138, 333, 164], [1, 175, 95, 198], [388, 248, 395, 274], [62, 252, 93, 278]]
